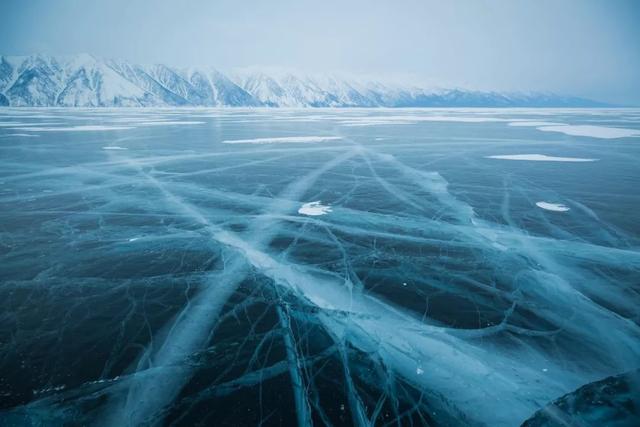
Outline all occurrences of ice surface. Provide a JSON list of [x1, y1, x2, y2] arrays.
[[522, 369, 640, 426], [486, 154, 598, 162], [0, 108, 639, 427], [536, 202, 570, 212]]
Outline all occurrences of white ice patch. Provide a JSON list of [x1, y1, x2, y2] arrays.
[[222, 136, 342, 144], [0, 133, 40, 138], [0, 122, 34, 127], [486, 154, 597, 162], [536, 202, 570, 212], [508, 121, 564, 127], [298, 201, 332, 216], [102, 146, 128, 150], [340, 120, 412, 127], [415, 115, 513, 123], [11, 125, 134, 132], [537, 125, 640, 139], [135, 121, 205, 126], [339, 115, 512, 126]]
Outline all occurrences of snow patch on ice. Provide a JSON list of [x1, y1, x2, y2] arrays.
[[415, 115, 513, 123], [12, 125, 134, 132], [486, 154, 597, 162], [136, 121, 205, 126], [508, 121, 564, 127], [0, 122, 35, 127], [536, 202, 570, 212], [340, 120, 412, 127], [339, 115, 512, 126], [298, 201, 332, 216], [0, 133, 40, 138], [222, 136, 342, 144], [537, 125, 640, 139], [102, 146, 128, 150]]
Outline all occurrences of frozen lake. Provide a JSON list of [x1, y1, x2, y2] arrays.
[[1, 108, 639, 426]]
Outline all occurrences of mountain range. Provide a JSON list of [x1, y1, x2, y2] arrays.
[[0, 54, 608, 108]]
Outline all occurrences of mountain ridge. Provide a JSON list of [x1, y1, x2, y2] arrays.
[[0, 54, 611, 108]]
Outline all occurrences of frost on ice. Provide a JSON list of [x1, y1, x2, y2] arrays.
[[298, 201, 332, 216]]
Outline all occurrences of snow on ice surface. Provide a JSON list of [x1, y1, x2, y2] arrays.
[[536, 202, 570, 212], [11, 125, 134, 132], [0, 122, 35, 127], [338, 115, 514, 126], [537, 124, 640, 139], [0, 108, 639, 427], [9, 121, 205, 132], [133, 121, 206, 126], [102, 146, 128, 150], [508, 121, 564, 127], [486, 154, 598, 162], [222, 136, 343, 144], [298, 201, 332, 216], [0, 133, 39, 138]]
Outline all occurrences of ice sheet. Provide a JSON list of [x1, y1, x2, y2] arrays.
[[1, 108, 638, 427]]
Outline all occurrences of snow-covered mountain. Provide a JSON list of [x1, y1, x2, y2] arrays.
[[0, 54, 607, 107]]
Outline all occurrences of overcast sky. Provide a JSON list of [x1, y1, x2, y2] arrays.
[[1, 0, 639, 104]]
